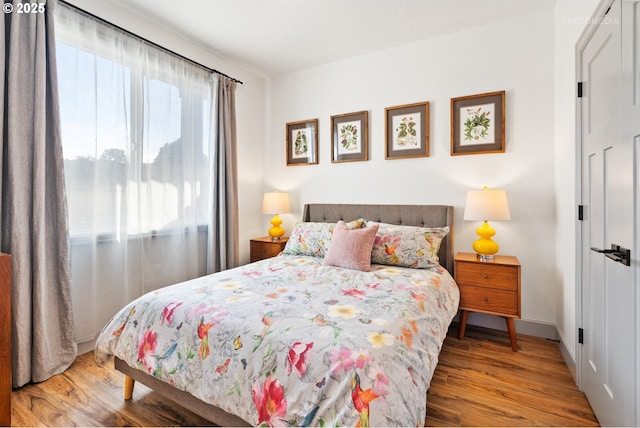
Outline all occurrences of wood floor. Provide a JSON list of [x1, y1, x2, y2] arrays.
[[426, 325, 598, 426], [11, 325, 599, 427]]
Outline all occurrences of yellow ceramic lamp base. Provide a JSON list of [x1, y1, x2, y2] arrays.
[[268, 214, 285, 241], [473, 221, 499, 260]]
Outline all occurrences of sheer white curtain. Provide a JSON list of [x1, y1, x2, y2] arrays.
[[55, 4, 220, 348]]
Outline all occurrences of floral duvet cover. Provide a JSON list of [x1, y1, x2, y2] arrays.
[[95, 255, 459, 427]]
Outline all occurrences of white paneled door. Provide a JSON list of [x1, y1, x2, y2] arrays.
[[579, 0, 638, 426]]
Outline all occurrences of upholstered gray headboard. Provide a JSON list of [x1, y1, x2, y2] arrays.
[[303, 203, 454, 275]]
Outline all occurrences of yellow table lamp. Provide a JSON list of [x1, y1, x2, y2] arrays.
[[262, 191, 291, 241], [464, 187, 511, 261]]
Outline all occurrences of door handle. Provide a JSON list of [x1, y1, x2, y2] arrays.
[[590, 244, 631, 266]]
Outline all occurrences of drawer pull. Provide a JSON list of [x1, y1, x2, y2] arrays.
[[483, 273, 489, 279], [484, 297, 489, 302]]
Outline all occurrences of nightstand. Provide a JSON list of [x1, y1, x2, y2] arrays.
[[454, 252, 521, 351], [250, 236, 288, 262]]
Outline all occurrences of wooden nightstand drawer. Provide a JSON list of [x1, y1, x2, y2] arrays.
[[251, 242, 282, 260], [454, 252, 521, 351], [250, 237, 288, 262], [458, 285, 518, 316], [456, 262, 519, 291]]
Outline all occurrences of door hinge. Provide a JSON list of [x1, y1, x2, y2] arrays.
[[577, 82, 583, 98], [578, 328, 584, 344], [578, 205, 584, 220]]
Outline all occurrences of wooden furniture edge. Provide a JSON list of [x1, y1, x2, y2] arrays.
[[0, 253, 11, 427], [114, 357, 250, 426]]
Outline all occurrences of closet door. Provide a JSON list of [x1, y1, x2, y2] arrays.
[[624, 2, 640, 424], [579, 0, 638, 425]]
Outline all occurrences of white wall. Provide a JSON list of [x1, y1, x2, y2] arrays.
[[553, 0, 601, 369], [267, 11, 557, 328], [63, 0, 269, 261], [63, 0, 606, 362]]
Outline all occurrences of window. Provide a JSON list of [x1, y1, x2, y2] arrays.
[[56, 20, 215, 239], [55, 3, 221, 345]]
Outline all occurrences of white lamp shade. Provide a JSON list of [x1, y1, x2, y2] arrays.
[[464, 188, 511, 221], [262, 192, 291, 214]]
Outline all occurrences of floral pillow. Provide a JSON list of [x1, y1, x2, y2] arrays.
[[369, 223, 449, 268], [283, 219, 366, 257]]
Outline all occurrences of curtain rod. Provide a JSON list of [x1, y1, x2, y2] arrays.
[[57, 0, 244, 85]]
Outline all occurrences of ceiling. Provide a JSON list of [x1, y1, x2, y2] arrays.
[[113, 0, 556, 77]]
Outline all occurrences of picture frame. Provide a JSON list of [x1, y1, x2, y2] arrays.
[[330, 110, 369, 163], [286, 119, 318, 166], [450, 90, 505, 156], [384, 102, 429, 159]]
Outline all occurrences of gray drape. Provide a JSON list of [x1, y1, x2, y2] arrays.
[[1, 0, 76, 387], [208, 77, 239, 273]]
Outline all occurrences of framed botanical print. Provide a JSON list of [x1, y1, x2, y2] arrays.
[[385, 102, 429, 159], [330, 110, 368, 163], [451, 90, 505, 155], [286, 119, 318, 166]]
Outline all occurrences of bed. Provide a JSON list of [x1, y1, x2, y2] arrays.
[[94, 203, 459, 426]]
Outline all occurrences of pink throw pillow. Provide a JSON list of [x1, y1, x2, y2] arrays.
[[323, 221, 379, 271]]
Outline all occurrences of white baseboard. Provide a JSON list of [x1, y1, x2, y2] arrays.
[[76, 338, 97, 356], [558, 337, 577, 381], [461, 312, 559, 340]]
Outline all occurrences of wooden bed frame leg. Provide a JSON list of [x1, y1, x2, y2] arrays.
[[124, 375, 135, 400]]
